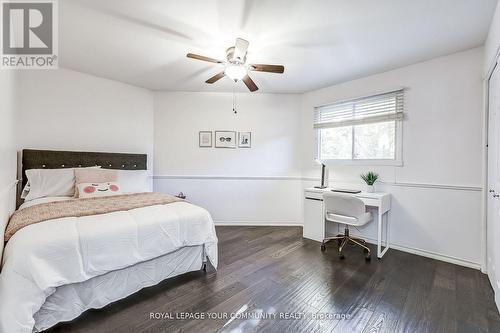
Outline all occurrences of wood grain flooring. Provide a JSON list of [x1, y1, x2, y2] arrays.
[[46, 226, 500, 333]]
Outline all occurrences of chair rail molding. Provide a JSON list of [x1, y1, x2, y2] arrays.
[[153, 175, 303, 181], [153, 174, 482, 192]]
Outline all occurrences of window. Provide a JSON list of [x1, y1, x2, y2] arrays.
[[314, 90, 404, 165]]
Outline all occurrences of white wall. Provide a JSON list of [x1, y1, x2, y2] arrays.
[[0, 71, 19, 262], [2, 44, 488, 271], [153, 49, 485, 268], [300, 48, 485, 268], [9, 49, 485, 269], [154, 92, 303, 225], [485, 1, 500, 74], [15, 68, 154, 171]]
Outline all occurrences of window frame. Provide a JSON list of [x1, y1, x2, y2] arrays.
[[315, 96, 404, 167]]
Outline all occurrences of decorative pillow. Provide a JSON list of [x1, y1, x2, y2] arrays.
[[76, 182, 122, 198], [74, 168, 118, 197]]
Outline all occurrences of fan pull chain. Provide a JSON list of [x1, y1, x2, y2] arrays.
[[232, 86, 237, 114]]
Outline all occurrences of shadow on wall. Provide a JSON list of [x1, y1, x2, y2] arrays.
[[0, 71, 19, 265]]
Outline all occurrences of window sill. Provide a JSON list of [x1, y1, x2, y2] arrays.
[[322, 159, 403, 167]]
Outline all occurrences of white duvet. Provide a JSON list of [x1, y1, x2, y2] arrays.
[[0, 198, 218, 333]]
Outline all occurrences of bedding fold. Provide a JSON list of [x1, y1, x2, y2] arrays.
[[5, 192, 184, 241]]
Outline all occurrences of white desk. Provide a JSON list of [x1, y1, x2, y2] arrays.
[[303, 187, 391, 258]]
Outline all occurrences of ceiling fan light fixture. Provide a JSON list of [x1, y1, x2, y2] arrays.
[[224, 64, 247, 81], [187, 37, 284, 92]]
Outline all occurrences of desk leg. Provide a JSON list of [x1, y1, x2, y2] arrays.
[[377, 211, 390, 259]]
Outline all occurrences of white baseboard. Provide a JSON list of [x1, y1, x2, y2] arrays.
[[487, 258, 500, 312], [212, 223, 481, 270], [331, 233, 481, 270], [214, 221, 303, 227], [389, 242, 481, 270]]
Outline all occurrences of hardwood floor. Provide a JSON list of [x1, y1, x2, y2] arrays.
[[46, 226, 500, 333]]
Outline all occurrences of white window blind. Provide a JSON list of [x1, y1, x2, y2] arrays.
[[314, 90, 404, 129]]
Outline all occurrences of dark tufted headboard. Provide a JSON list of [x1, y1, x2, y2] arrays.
[[21, 149, 147, 188]]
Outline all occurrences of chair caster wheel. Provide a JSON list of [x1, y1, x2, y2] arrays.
[[363, 248, 369, 253], [365, 254, 371, 261], [321, 244, 326, 251], [338, 253, 345, 260]]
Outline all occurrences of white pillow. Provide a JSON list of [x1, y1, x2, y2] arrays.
[[77, 182, 122, 198], [20, 183, 31, 199], [23, 168, 76, 201], [115, 170, 152, 193], [22, 166, 101, 201]]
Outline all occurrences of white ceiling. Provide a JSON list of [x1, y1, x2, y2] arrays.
[[60, 0, 498, 93]]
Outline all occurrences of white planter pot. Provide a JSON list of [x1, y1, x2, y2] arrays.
[[365, 185, 375, 193]]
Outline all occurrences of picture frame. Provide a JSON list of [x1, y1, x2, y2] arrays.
[[199, 131, 212, 148], [238, 131, 251, 148], [214, 131, 237, 148]]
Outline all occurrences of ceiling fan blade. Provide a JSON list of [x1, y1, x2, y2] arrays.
[[187, 53, 224, 64], [250, 64, 285, 74], [205, 72, 225, 84], [242, 75, 258, 92], [234, 38, 249, 60]]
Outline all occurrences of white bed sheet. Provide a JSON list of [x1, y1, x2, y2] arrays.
[[0, 198, 218, 333], [33, 245, 205, 332]]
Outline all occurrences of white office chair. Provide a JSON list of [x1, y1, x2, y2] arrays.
[[321, 192, 373, 260]]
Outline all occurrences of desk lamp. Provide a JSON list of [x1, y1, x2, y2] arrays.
[[314, 159, 329, 189]]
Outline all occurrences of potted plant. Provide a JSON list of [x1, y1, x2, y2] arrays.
[[360, 171, 379, 193]]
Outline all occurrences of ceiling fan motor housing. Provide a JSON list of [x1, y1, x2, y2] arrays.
[[226, 46, 246, 64]]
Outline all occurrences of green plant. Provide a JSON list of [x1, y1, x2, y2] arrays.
[[360, 171, 379, 185]]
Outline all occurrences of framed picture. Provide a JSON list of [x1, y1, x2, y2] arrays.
[[239, 131, 251, 148], [215, 131, 237, 148], [199, 131, 212, 147]]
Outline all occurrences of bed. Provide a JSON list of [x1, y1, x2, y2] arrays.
[[0, 149, 218, 333]]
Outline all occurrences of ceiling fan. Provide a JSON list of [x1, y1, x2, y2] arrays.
[[186, 38, 284, 92]]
